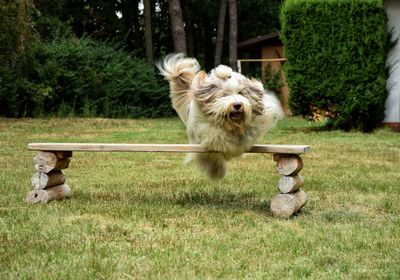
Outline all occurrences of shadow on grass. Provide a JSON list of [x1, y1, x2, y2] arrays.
[[77, 187, 273, 216], [286, 125, 328, 133], [166, 189, 271, 214]]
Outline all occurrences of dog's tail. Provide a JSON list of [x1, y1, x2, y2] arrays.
[[262, 90, 285, 127], [156, 53, 200, 124]]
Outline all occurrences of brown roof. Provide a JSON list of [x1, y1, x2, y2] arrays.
[[238, 32, 282, 51]]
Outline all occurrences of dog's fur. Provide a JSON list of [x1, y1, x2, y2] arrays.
[[157, 53, 283, 179]]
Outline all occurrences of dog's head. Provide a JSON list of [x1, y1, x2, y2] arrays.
[[190, 65, 266, 133]]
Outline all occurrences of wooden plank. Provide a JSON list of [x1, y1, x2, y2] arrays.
[[238, 58, 287, 62], [28, 143, 310, 154], [249, 145, 310, 154]]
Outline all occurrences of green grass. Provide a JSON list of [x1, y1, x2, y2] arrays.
[[0, 117, 399, 279]]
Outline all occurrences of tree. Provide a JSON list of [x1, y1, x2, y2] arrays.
[[228, 0, 237, 71], [183, 2, 195, 57], [123, 0, 143, 54], [237, 0, 282, 42], [214, 0, 227, 66], [17, 0, 32, 53], [168, 0, 186, 53], [144, 0, 153, 64]]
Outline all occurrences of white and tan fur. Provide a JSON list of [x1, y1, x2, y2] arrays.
[[157, 53, 283, 179]]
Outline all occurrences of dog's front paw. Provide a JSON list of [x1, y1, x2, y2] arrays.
[[193, 153, 227, 180]]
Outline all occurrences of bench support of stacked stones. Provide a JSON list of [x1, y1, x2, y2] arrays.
[[27, 143, 310, 218]]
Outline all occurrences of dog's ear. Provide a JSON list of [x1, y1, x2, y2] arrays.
[[191, 71, 219, 102], [248, 79, 265, 98], [250, 78, 264, 92]]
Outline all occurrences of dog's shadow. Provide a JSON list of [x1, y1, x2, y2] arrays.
[[162, 188, 271, 214], [80, 181, 274, 216]]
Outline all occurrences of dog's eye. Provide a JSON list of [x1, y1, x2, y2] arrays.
[[239, 90, 250, 96], [248, 87, 264, 98]]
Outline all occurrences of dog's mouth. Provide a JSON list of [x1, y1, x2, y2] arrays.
[[229, 111, 244, 121]]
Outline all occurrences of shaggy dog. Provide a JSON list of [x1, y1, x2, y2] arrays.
[[157, 53, 283, 179]]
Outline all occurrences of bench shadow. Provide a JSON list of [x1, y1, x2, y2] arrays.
[[160, 189, 271, 215], [77, 185, 273, 216]]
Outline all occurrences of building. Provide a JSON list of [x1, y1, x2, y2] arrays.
[[385, 0, 400, 130], [238, 32, 290, 115]]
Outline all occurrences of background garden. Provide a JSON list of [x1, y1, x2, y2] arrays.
[[1, 0, 391, 131]]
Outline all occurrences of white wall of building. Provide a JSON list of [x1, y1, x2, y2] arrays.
[[385, 2, 400, 123]]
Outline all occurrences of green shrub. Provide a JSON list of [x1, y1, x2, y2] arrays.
[[280, 0, 389, 131], [0, 0, 36, 113], [0, 38, 171, 118], [263, 63, 286, 96]]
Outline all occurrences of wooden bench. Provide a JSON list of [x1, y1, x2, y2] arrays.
[[27, 143, 311, 218]]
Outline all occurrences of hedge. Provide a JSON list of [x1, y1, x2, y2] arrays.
[[280, 0, 389, 131], [0, 38, 172, 118]]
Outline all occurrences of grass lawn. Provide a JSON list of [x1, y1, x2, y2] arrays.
[[0, 117, 399, 279]]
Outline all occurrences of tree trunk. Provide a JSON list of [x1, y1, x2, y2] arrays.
[[34, 151, 72, 173], [274, 154, 304, 176], [204, 16, 214, 71], [26, 184, 72, 204], [214, 0, 227, 66], [270, 189, 308, 218], [143, 0, 154, 64], [31, 170, 67, 190], [228, 0, 238, 71], [17, 0, 29, 53], [168, 0, 187, 53], [132, 0, 141, 51], [277, 174, 304, 194], [183, 3, 194, 57]]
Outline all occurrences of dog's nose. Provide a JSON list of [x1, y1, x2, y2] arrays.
[[233, 102, 242, 110]]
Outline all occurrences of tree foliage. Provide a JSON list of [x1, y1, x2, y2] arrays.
[[32, 0, 282, 66], [0, 0, 284, 118], [0, 38, 171, 118]]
